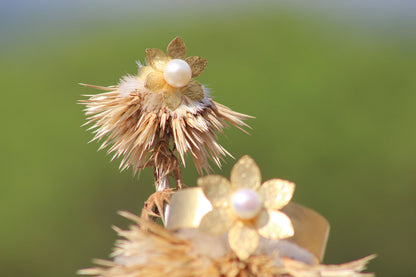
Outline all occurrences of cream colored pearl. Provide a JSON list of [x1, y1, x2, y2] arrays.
[[163, 59, 192, 88], [231, 189, 261, 220]]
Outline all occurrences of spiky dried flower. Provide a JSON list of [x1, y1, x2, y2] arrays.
[[80, 37, 251, 190], [78, 212, 375, 277]]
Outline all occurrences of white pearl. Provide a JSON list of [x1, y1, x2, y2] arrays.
[[231, 189, 261, 220], [163, 59, 192, 88]]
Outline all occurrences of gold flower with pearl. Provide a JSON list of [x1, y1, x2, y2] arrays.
[[198, 155, 295, 260], [139, 37, 207, 111]]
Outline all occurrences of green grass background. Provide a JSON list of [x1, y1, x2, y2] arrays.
[[1, 7, 415, 277]]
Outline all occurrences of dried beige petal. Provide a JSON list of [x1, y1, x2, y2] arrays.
[[258, 210, 294, 240], [229, 222, 259, 260], [146, 48, 168, 71], [138, 65, 154, 80], [186, 56, 207, 77], [230, 155, 261, 190], [144, 71, 165, 92], [259, 179, 295, 210], [199, 208, 234, 236], [197, 175, 232, 208], [166, 37, 186, 59], [181, 79, 204, 100], [163, 86, 182, 110]]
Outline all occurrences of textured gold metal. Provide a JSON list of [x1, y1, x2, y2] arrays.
[[197, 175, 232, 207], [145, 72, 165, 92], [259, 179, 295, 210], [167, 37, 186, 59], [258, 210, 294, 239], [163, 87, 182, 110], [281, 202, 330, 263], [196, 155, 296, 260], [181, 79, 204, 100], [167, 187, 212, 228], [138, 66, 154, 80], [229, 222, 259, 260], [230, 155, 262, 189], [166, 187, 330, 262], [185, 56, 207, 77], [146, 48, 168, 71], [199, 208, 234, 236]]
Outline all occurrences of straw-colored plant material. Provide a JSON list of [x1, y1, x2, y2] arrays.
[[281, 255, 376, 277], [141, 188, 174, 224], [78, 211, 214, 277], [79, 212, 374, 277], [80, 37, 251, 180], [214, 254, 281, 277], [146, 140, 184, 190]]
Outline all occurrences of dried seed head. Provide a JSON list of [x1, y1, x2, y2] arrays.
[[78, 213, 375, 277], [80, 38, 251, 176]]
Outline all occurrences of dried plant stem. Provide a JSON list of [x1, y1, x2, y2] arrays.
[[141, 140, 184, 223], [149, 140, 184, 191]]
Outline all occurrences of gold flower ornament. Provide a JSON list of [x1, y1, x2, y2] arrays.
[[198, 155, 295, 260], [139, 37, 207, 110]]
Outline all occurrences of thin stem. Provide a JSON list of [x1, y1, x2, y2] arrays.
[[141, 139, 183, 223]]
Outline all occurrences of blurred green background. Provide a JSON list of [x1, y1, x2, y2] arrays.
[[1, 1, 415, 277]]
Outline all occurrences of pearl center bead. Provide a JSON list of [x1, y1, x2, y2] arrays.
[[163, 59, 192, 88], [230, 189, 261, 220]]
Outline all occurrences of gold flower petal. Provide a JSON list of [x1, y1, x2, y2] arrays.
[[166, 37, 186, 59], [163, 86, 182, 111], [146, 48, 168, 71], [138, 65, 154, 80], [229, 222, 259, 260], [258, 210, 294, 240], [197, 175, 232, 208], [185, 56, 207, 77], [144, 71, 165, 92], [181, 79, 204, 100], [199, 208, 234, 236], [230, 155, 262, 190], [259, 179, 295, 210]]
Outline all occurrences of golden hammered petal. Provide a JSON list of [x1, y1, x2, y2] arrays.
[[181, 79, 204, 100], [138, 65, 154, 80], [146, 48, 168, 71], [258, 210, 294, 240], [185, 56, 207, 77], [230, 155, 262, 190], [197, 175, 232, 208], [167, 37, 186, 59], [259, 179, 295, 210], [163, 86, 182, 110], [229, 222, 259, 260], [199, 208, 234, 236], [144, 71, 165, 92]]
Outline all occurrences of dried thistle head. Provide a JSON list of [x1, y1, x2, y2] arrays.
[[78, 212, 375, 277], [80, 37, 251, 177]]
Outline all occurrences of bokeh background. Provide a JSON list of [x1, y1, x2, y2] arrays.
[[1, 1, 415, 276]]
